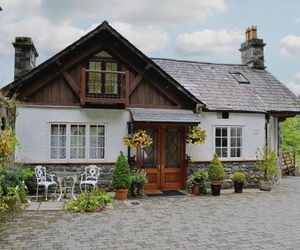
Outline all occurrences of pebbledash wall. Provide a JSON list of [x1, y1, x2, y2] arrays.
[[15, 106, 278, 188]]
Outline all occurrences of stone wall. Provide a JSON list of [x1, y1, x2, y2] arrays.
[[188, 161, 261, 188], [26, 164, 114, 195]]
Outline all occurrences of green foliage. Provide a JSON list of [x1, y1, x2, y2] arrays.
[[112, 151, 131, 189], [0, 185, 8, 213], [257, 146, 279, 181], [282, 115, 300, 165], [0, 127, 18, 168], [0, 166, 32, 205], [130, 170, 147, 186], [187, 170, 208, 189], [231, 172, 246, 183], [129, 170, 147, 198], [208, 154, 225, 181], [65, 190, 113, 212]]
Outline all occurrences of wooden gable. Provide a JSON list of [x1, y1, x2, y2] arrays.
[[7, 22, 197, 110]]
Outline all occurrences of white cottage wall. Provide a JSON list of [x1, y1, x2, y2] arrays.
[[15, 105, 130, 163], [186, 112, 266, 162]]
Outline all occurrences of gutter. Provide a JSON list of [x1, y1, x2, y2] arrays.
[[265, 113, 270, 147]]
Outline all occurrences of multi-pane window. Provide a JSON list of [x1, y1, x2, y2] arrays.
[[90, 125, 105, 159], [50, 124, 105, 161], [230, 127, 242, 157], [215, 127, 242, 158], [88, 51, 119, 95], [50, 124, 66, 159], [105, 62, 118, 94], [88, 61, 101, 93], [70, 125, 86, 159]]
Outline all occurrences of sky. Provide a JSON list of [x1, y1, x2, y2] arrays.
[[1, 0, 300, 96]]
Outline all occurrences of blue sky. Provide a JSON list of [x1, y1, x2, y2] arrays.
[[1, 0, 300, 95]]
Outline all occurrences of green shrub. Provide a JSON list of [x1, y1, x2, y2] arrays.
[[231, 172, 246, 183], [65, 190, 113, 212], [257, 146, 279, 181], [129, 170, 147, 198], [112, 151, 131, 189], [208, 154, 225, 181], [187, 169, 208, 190]]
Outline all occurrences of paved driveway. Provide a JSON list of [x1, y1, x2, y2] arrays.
[[1, 177, 300, 250]]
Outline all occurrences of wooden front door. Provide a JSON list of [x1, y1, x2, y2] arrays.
[[136, 125, 186, 191]]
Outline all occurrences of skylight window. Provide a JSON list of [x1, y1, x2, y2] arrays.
[[230, 72, 249, 84]]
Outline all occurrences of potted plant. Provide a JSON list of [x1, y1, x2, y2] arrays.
[[122, 130, 153, 148], [186, 126, 207, 144], [231, 172, 246, 193], [112, 151, 131, 200], [208, 154, 225, 196], [129, 170, 147, 198], [187, 170, 208, 195], [257, 146, 278, 191]]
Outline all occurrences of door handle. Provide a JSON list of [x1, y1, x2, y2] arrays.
[[161, 164, 165, 169], [157, 164, 161, 169]]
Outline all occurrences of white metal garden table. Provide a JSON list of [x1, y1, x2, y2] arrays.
[[54, 171, 78, 201]]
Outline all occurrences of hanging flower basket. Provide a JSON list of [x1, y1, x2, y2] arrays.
[[186, 126, 207, 145], [122, 130, 153, 148]]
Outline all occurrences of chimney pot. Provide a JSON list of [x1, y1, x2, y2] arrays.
[[239, 26, 266, 69], [12, 37, 38, 80]]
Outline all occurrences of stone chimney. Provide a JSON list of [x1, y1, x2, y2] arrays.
[[239, 26, 266, 69], [12, 37, 38, 80]]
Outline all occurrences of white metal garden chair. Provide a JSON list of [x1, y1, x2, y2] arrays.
[[35, 165, 58, 201], [80, 165, 101, 193]]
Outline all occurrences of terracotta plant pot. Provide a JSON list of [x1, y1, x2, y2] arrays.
[[192, 183, 200, 195], [114, 189, 129, 200]]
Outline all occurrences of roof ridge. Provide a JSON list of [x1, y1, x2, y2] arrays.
[[151, 57, 247, 67]]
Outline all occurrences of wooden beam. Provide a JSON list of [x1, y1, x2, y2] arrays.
[[129, 64, 152, 95], [80, 68, 86, 106], [62, 71, 80, 97], [129, 74, 143, 95], [84, 97, 126, 104], [21, 43, 104, 97], [125, 71, 130, 106]]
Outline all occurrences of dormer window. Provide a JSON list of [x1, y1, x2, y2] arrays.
[[87, 51, 119, 95], [230, 72, 249, 84]]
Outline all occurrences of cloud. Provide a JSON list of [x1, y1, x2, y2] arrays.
[[41, 0, 227, 25], [294, 17, 300, 23], [112, 22, 168, 54], [286, 72, 300, 97], [280, 35, 300, 57], [175, 29, 243, 56]]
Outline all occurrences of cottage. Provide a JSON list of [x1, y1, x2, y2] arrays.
[[3, 22, 300, 191]]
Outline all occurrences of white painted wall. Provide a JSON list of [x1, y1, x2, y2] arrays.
[[15, 106, 273, 164], [186, 112, 266, 162], [15, 105, 131, 163]]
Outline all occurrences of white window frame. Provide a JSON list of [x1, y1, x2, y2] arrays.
[[213, 126, 243, 160], [48, 123, 106, 162]]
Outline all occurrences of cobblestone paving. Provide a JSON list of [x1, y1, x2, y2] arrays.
[[1, 177, 300, 250]]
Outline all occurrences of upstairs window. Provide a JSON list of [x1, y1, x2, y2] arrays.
[[87, 51, 119, 95], [230, 72, 249, 84]]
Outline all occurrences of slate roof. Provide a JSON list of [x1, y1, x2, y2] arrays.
[[153, 58, 300, 113], [129, 108, 200, 123]]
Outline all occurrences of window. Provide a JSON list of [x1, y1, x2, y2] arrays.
[[90, 125, 105, 159], [217, 112, 229, 119], [49, 124, 105, 161], [88, 51, 119, 95], [215, 127, 242, 158], [230, 72, 249, 84], [50, 124, 66, 159], [70, 125, 86, 159]]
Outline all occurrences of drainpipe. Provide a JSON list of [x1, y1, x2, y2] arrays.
[[265, 113, 270, 147]]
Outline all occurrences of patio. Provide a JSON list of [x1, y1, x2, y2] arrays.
[[1, 177, 300, 249]]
